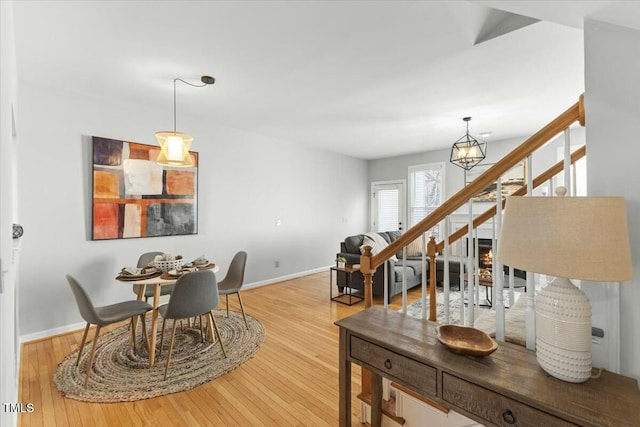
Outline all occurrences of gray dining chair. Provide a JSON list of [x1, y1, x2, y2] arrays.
[[218, 251, 249, 329], [67, 274, 152, 387], [157, 269, 226, 380], [132, 251, 175, 302]]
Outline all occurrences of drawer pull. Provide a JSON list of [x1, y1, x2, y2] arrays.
[[384, 359, 392, 369], [502, 409, 516, 424]]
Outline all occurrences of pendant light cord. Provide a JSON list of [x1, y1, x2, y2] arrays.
[[173, 79, 177, 133], [172, 76, 215, 133], [464, 116, 471, 140]]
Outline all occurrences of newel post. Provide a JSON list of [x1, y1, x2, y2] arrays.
[[360, 246, 376, 308], [427, 236, 438, 322], [359, 246, 376, 398]]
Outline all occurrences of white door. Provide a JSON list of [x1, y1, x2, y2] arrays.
[[371, 181, 405, 232]]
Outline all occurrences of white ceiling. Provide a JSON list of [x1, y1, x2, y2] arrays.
[[11, 1, 640, 160]]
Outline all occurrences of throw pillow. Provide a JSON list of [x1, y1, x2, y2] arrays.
[[360, 236, 398, 261], [359, 236, 379, 255], [406, 237, 425, 257]]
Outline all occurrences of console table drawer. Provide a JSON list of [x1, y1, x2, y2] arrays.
[[442, 373, 579, 427], [351, 336, 437, 396]]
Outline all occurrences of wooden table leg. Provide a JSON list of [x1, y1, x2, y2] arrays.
[[371, 370, 383, 427], [148, 284, 161, 367], [339, 328, 351, 427]]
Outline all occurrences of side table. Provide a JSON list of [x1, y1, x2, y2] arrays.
[[464, 273, 527, 308], [330, 265, 363, 306], [464, 274, 494, 307]]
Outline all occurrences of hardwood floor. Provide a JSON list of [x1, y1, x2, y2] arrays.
[[18, 271, 421, 427]]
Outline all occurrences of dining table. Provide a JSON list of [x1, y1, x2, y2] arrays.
[[118, 264, 220, 367]]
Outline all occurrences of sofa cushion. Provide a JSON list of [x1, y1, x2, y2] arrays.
[[378, 231, 422, 258], [387, 231, 404, 258], [393, 265, 416, 282], [384, 230, 402, 242], [344, 235, 364, 254], [403, 260, 424, 279], [392, 259, 425, 282], [378, 231, 404, 258]]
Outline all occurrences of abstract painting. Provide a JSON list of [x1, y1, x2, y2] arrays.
[[92, 136, 198, 240]]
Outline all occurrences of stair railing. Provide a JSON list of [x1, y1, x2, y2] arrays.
[[356, 94, 585, 413], [435, 145, 586, 340], [359, 95, 585, 315], [393, 145, 585, 324], [435, 145, 586, 255]]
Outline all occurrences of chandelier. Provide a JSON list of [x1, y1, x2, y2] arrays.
[[450, 117, 487, 171]]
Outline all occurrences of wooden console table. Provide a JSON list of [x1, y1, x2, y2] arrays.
[[336, 307, 640, 427]]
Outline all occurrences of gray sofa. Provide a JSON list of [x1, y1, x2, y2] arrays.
[[336, 231, 463, 303]]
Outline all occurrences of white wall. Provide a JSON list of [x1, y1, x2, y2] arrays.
[[584, 19, 640, 380], [0, 1, 20, 426], [16, 83, 369, 339]]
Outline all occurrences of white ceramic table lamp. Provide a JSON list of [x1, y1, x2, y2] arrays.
[[497, 189, 632, 383]]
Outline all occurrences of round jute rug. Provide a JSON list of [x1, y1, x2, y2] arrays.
[[54, 310, 265, 402]]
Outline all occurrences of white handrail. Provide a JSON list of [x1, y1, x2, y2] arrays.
[[442, 224, 450, 324], [401, 247, 408, 313], [494, 181, 505, 342], [564, 128, 572, 196], [421, 233, 428, 320], [466, 196, 475, 326]]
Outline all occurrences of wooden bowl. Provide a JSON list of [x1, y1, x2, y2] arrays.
[[436, 324, 498, 356]]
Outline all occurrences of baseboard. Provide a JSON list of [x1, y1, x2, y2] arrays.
[[20, 321, 87, 344], [242, 265, 330, 290], [20, 265, 331, 344]]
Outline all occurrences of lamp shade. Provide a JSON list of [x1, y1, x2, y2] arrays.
[[155, 131, 194, 167], [497, 196, 632, 282], [498, 194, 632, 383]]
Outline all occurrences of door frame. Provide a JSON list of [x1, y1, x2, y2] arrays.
[[370, 180, 406, 232]]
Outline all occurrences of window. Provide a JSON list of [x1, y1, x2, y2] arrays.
[[408, 162, 444, 240]]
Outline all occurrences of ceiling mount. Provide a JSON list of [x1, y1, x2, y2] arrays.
[[201, 75, 215, 85]]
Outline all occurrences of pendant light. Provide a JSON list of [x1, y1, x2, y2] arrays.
[[156, 75, 215, 167], [450, 116, 487, 170]]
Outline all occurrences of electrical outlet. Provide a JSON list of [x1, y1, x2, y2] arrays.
[[274, 261, 280, 268]]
